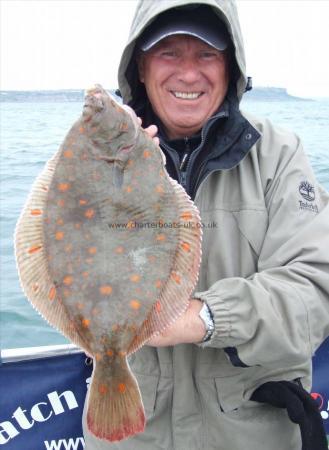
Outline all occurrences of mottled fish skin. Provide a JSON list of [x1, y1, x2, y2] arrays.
[[14, 84, 202, 442]]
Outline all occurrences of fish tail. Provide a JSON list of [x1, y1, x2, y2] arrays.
[[86, 356, 145, 442]]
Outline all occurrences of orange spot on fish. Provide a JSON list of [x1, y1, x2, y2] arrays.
[[155, 185, 164, 194], [115, 246, 124, 254], [98, 384, 108, 395], [74, 223, 81, 229], [79, 199, 88, 205], [181, 242, 191, 252], [99, 285, 112, 295], [130, 274, 141, 283], [63, 149, 74, 158], [159, 169, 165, 177], [82, 271, 89, 278], [82, 318, 90, 328], [130, 299, 141, 310], [28, 245, 42, 254], [112, 324, 119, 332], [118, 383, 126, 394], [57, 183, 71, 192], [56, 218, 64, 226], [57, 199, 65, 207], [143, 150, 151, 158], [155, 280, 162, 289], [171, 272, 181, 284], [55, 231, 64, 240], [85, 209, 95, 219], [120, 122, 128, 131], [88, 247, 97, 255], [127, 159, 133, 167], [48, 287, 56, 301], [107, 349, 114, 357], [95, 353, 102, 361], [63, 275, 73, 286], [118, 350, 126, 357], [31, 209, 42, 216], [181, 211, 192, 221], [156, 234, 166, 241], [126, 221, 135, 229], [155, 300, 162, 312], [126, 185, 133, 193], [79, 126, 85, 133]]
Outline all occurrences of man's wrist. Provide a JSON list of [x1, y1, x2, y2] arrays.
[[195, 299, 215, 342]]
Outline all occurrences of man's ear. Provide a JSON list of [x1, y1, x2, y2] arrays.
[[137, 55, 145, 83]]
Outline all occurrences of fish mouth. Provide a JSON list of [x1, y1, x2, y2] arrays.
[[170, 91, 204, 100]]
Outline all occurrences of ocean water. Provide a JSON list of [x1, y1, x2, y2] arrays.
[[1, 98, 329, 350]]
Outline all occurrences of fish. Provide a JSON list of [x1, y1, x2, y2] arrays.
[[14, 84, 202, 442]]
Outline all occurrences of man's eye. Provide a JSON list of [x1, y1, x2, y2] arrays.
[[160, 51, 178, 58], [200, 51, 218, 59]]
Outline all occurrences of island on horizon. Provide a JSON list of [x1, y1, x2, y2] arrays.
[[0, 87, 313, 103]]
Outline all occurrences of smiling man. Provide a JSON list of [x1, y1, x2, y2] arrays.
[[137, 31, 229, 139], [83, 1, 329, 450]]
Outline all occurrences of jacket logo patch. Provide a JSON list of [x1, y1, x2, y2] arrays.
[[299, 181, 315, 201], [299, 181, 318, 213]]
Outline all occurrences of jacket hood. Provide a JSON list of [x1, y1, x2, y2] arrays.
[[118, 0, 247, 106]]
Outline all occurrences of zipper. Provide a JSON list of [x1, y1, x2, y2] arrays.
[[160, 110, 228, 191], [185, 111, 227, 193], [179, 137, 192, 189]]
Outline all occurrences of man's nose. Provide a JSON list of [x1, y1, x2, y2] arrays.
[[177, 58, 201, 84]]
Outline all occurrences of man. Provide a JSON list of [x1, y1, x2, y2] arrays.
[[84, 1, 329, 449]]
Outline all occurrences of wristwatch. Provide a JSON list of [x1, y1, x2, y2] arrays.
[[198, 301, 215, 342]]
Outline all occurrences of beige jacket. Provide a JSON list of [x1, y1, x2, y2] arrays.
[[84, 1, 329, 449]]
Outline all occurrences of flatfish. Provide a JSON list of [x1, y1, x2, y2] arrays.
[[14, 84, 202, 442]]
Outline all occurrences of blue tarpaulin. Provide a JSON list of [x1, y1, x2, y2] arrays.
[[0, 339, 328, 450]]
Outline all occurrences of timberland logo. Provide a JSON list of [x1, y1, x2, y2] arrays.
[[299, 181, 315, 201], [299, 181, 318, 213]]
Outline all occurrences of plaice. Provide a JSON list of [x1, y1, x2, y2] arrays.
[[14, 84, 202, 442]]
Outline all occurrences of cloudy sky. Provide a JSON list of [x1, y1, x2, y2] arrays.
[[1, 0, 329, 98]]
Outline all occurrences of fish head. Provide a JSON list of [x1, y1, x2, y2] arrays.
[[82, 84, 139, 160]]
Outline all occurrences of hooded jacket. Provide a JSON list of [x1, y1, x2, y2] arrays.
[[84, 1, 329, 449]]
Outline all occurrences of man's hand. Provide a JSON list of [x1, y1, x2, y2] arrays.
[[146, 299, 206, 347], [138, 117, 160, 146]]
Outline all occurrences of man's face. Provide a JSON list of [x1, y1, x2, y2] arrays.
[[138, 35, 229, 139]]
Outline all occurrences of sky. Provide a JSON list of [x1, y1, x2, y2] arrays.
[[1, 0, 329, 99]]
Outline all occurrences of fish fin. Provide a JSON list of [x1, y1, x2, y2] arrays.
[[87, 357, 145, 442], [128, 178, 202, 354], [14, 146, 92, 354]]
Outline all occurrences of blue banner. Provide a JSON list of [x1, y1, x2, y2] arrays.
[[0, 340, 328, 450], [311, 336, 329, 437], [0, 352, 92, 450]]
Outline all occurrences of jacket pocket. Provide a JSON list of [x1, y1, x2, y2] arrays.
[[231, 209, 268, 256], [133, 372, 159, 418], [214, 375, 245, 412]]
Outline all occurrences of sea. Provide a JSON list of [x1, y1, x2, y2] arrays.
[[1, 93, 329, 350]]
